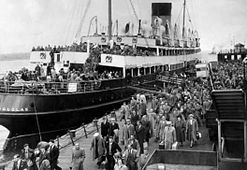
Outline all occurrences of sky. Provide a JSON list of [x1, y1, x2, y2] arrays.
[[0, 0, 246, 53]]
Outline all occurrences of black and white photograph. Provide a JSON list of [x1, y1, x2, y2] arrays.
[[0, 0, 247, 169]]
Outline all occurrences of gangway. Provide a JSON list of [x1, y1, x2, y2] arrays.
[[143, 149, 218, 170], [211, 89, 247, 162]]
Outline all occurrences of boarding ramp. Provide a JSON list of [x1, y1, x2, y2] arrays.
[[143, 149, 218, 170], [211, 90, 247, 162], [211, 90, 246, 120]]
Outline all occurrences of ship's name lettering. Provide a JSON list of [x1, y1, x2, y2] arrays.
[[0, 107, 29, 112]]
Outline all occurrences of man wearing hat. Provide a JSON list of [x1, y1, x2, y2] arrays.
[[12, 154, 28, 170], [21, 144, 36, 170], [101, 116, 110, 139], [48, 140, 61, 170], [164, 121, 176, 150], [106, 136, 122, 170], [108, 117, 119, 138], [186, 114, 199, 148]]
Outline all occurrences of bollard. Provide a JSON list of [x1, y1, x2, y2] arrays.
[[82, 123, 87, 138], [68, 130, 75, 146], [93, 118, 99, 132]]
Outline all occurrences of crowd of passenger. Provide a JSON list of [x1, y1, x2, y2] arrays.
[[88, 74, 211, 170], [10, 71, 212, 170], [211, 61, 244, 90], [2, 65, 122, 83], [12, 141, 61, 170], [32, 41, 157, 57]]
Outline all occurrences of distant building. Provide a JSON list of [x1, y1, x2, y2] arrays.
[[234, 43, 245, 53]]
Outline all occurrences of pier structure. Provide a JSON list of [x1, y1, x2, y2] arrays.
[[2, 99, 213, 170]]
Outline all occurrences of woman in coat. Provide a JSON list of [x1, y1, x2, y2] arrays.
[[174, 115, 186, 146], [72, 143, 85, 170], [186, 114, 199, 148], [158, 115, 167, 142], [91, 133, 106, 168]]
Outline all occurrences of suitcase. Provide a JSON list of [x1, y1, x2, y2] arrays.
[[159, 141, 165, 149], [172, 142, 178, 150]]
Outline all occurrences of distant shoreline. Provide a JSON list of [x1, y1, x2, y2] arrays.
[[0, 52, 30, 61]]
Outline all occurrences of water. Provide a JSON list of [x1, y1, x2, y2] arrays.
[[0, 56, 29, 150], [0, 59, 30, 77]]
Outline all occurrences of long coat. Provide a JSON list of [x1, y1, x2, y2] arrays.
[[127, 124, 135, 138], [91, 136, 105, 160], [135, 125, 145, 144], [72, 148, 85, 170], [125, 149, 138, 170], [48, 145, 60, 168], [119, 122, 128, 145], [174, 120, 186, 142], [164, 126, 176, 149], [101, 121, 110, 138], [186, 118, 199, 142], [157, 120, 166, 141]]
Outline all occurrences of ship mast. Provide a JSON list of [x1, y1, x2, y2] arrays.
[[108, 0, 112, 40], [182, 0, 186, 39]]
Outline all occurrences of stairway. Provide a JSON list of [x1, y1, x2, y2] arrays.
[[211, 89, 247, 160], [211, 90, 246, 120]]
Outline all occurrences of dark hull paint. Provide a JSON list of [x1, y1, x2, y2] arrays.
[[0, 83, 137, 151]]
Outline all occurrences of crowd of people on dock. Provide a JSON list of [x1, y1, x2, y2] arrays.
[[12, 141, 61, 170], [211, 60, 244, 90], [10, 72, 211, 170], [88, 74, 212, 170]]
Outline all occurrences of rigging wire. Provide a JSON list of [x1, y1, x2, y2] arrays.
[[32, 91, 42, 142], [128, 0, 139, 21], [186, 7, 194, 30], [75, 0, 91, 41], [72, 0, 85, 42], [64, 0, 81, 44]]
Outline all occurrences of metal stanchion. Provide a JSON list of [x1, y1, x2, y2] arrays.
[[68, 130, 75, 146], [82, 123, 87, 138], [93, 118, 99, 132], [56, 135, 60, 150]]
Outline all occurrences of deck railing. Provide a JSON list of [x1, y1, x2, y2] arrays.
[[0, 80, 102, 94], [157, 75, 184, 85]]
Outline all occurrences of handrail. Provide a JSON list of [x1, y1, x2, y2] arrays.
[[0, 79, 103, 94], [157, 75, 184, 85]]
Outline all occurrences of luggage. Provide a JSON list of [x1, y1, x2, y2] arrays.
[[159, 141, 165, 149], [172, 142, 178, 150]]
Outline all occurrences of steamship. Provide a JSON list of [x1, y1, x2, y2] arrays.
[[0, 0, 201, 151]]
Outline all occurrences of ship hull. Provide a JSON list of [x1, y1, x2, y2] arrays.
[[0, 84, 136, 151]]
